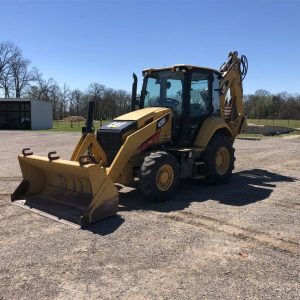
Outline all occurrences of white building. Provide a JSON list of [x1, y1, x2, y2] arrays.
[[0, 98, 52, 130]]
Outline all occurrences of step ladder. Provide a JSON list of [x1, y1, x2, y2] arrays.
[[192, 161, 206, 179]]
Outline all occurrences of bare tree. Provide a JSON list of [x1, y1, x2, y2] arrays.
[[0, 65, 13, 98], [0, 42, 19, 97], [27, 68, 56, 100], [26, 69, 62, 119], [49, 83, 61, 120], [58, 83, 70, 119], [88, 83, 106, 122], [70, 89, 83, 116], [0, 41, 134, 120], [0, 41, 34, 98], [11, 57, 34, 97], [115, 89, 131, 116]]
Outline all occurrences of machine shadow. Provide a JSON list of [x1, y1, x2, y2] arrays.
[[85, 215, 125, 235], [86, 168, 297, 235], [119, 168, 297, 213]]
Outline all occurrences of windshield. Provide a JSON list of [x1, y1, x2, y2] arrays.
[[143, 70, 184, 114]]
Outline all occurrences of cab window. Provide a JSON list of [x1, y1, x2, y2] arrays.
[[144, 71, 184, 115], [212, 73, 220, 115], [190, 72, 211, 117]]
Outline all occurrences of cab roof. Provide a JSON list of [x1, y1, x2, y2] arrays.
[[142, 64, 220, 75]]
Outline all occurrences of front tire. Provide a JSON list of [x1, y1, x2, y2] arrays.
[[139, 151, 179, 202], [203, 134, 235, 184]]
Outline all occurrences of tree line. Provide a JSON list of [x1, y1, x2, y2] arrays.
[[1, 41, 299, 121], [0, 41, 131, 121], [244, 90, 300, 120]]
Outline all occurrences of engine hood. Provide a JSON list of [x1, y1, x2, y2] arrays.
[[114, 107, 172, 129]]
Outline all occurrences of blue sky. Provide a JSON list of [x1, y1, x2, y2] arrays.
[[0, 0, 299, 94]]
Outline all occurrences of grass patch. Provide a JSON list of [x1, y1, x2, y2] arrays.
[[43, 120, 110, 132], [237, 133, 264, 139], [41, 119, 300, 134]]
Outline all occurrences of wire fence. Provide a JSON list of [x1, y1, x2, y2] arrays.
[[52, 118, 300, 132], [53, 120, 109, 131], [247, 118, 300, 128], [53, 120, 85, 128]]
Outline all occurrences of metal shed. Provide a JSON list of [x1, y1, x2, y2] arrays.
[[0, 98, 52, 130]]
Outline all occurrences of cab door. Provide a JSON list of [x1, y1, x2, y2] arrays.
[[184, 71, 213, 144]]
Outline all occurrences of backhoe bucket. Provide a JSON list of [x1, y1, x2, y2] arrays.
[[11, 155, 119, 227]]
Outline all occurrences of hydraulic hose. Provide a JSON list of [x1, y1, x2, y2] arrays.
[[240, 55, 248, 81]]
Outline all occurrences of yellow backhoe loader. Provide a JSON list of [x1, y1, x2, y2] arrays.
[[12, 51, 248, 227]]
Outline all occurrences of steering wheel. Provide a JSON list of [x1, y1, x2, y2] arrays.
[[165, 98, 180, 106]]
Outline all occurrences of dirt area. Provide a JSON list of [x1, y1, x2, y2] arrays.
[[245, 124, 296, 136], [0, 131, 299, 299]]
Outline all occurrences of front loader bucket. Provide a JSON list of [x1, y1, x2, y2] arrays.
[[11, 155, 119, 227]]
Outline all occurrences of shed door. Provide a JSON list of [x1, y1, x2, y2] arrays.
[[0, 101, 31, 129]]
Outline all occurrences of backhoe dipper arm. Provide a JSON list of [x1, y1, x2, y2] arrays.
[[219, 51, 248, 136]]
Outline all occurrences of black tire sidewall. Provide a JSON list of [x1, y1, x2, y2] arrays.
[[204, 135, 235, 184], [139, 151, 179, 202]]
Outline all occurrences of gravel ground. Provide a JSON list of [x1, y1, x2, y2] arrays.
[[0, 131, 299, 299]]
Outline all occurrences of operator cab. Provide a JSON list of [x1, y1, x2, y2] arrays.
[[139, 65, 221, 145]]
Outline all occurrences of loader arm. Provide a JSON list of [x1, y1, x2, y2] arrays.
[[71, 133, 107, 166], [71, 101, 108, 166]]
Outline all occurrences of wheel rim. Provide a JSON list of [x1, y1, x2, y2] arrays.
[[215, 147, 230, 175], [156, 164, 174, 192]]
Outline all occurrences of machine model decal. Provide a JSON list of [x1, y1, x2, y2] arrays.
[[156, 115, 169, 130], [106, 121, 128, 128]]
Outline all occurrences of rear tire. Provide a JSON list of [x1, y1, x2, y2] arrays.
[[203, 134, 235, 184], [139, 151, 179, 202]]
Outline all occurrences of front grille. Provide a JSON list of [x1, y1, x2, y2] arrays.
[[97, 120, 137, 166], [97, 130, 122, 166]]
